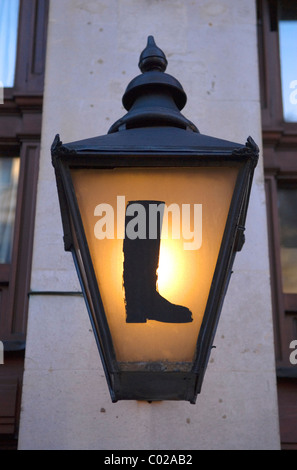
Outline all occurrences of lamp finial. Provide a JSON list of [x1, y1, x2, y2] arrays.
[[138, 35, 168, 73]]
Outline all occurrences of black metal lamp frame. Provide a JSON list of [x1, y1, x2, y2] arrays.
[[51, 37, 259, 403]]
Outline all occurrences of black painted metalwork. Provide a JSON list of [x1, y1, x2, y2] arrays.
[[108, 36, 198, 134], [51, 37, 259, 403]]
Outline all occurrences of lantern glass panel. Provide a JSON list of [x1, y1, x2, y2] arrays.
[[71, 164, 240, 369]]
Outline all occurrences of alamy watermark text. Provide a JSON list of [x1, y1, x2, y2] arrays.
[[289, 80, 297, 105], [0, 81, 3, 105], [289, 340, 297, 365], [94, 196, 202, 250]]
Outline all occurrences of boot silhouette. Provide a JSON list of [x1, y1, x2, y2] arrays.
[[123, 200, 193, 323]]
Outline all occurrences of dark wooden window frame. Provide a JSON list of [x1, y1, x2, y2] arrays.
[[258, 0, 297, 377], [0, 0, 49, 443], [0, 143, 40, 348], [265, 174, 297, 374], [259, 0, 297, 136], [0, 0, 49, 348]]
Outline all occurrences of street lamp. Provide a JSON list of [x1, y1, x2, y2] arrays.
[[51, 37, 258, 403]]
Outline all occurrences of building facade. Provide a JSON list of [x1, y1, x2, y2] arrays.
[[1, 0, 296, 450]]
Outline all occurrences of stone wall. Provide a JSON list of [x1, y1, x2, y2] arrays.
[[18, 0, 280, 450]]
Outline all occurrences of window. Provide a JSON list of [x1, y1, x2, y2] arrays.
[[0, 0, 49, 445], [0, 0, 20, 88], [0, 157, 20, 264], [258, 0, 297, 373], [279, 0, 297, 122], [278, 185, 297, 294]]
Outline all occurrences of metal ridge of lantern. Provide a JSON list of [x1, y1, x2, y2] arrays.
[[51, 36, 259, 404]]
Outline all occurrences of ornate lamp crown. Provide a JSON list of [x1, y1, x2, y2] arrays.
[[108, 36, 198, 133]]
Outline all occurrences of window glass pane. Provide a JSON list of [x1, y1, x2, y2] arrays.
[[0, 0, 20, 88], [279, 1, 297, 122], [0, 157, 20, 263], [278, 186, 297, 294]]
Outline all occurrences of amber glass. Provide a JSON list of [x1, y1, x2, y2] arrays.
[[71, 166, 239, 366]]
